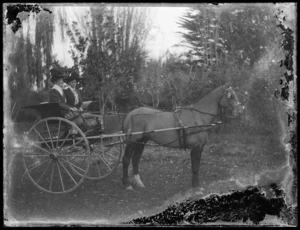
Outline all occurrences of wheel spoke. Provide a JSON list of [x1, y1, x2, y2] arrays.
[[30, 143, 52, 155], [60, 144, 86, 154], [94, 147, 115, 164], [33, 127, 52, 151], [57, 129, 72, 151], [56, 161, 65, 192], [58, 139, 85, 155], [37, 160, 53, 184], [104, 151, 119, 161], [90, 153, 102, 177], [24, 153, 49, 157], [57, 159, 78, 186], [63, 151, 86, 163], [56, 120, 62, 149], [27, 158, 51, 172], [60, 154, 87, 157], [96, 153, 112, 171], [61, 158, 87, 174], [94, 154, 102, 177], [45, 120, 55, 149], [49, 162, 55, 192]]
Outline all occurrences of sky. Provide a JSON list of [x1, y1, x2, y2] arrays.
[[145, 7, 189, 59], [52, 6, 189, 67]]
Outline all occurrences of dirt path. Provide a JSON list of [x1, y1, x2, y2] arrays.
[[5, 134, 288, 225]]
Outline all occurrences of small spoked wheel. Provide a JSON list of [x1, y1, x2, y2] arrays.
[[82, 135, 123, 180], [23, 117, 90, 194]]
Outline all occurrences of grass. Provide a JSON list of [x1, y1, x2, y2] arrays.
[[5, 123, 290, 225]]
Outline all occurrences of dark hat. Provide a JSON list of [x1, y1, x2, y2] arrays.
[[64, 71, 80, 83], [50, 68, 69, 83]]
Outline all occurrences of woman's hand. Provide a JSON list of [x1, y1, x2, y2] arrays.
[[70, 107, 78, 111]]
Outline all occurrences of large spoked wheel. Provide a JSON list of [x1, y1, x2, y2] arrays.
[[23, 117, 90, 194], [82, 135, 123, 180]]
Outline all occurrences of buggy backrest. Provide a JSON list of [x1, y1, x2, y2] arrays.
[[23, 102, 64, 119], [103, 113, 126, 134]]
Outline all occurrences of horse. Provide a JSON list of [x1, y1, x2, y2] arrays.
[[122, 83, 244, 190]]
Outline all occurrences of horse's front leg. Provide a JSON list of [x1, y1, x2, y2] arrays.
[[190, 145, 204, 187]]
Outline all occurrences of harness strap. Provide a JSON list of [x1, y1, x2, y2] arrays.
[[174, 110, 187, 150]]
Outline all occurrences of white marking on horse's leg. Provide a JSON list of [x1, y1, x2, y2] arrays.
[[125, 185, 134, 190], [133, 174, 145, 188]]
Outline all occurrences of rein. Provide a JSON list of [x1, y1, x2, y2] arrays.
[[175, 107, 218, 117]]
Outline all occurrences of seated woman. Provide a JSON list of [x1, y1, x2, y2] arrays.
[[49, 68, 76, 118], [49, 68, 102, 133], [64, 71, 83, 111]]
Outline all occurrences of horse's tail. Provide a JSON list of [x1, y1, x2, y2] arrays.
[[122, 111, 132, 134]]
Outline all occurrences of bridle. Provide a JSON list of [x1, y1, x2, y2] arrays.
[[220, 85, 242, 113], [176, 85, 241, 117]]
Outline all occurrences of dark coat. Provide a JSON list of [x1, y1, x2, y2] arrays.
[[64, 87, 83, 109], [49, 88, 71, 116]]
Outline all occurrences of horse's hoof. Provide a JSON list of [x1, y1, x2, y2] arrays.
[[136, 183, 146, 188], [125, 185, 134, 190], [133, 174, 146, 188]]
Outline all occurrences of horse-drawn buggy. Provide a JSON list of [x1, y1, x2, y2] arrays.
[[21, 84, 244, 194], [22, 102, 126, 194]]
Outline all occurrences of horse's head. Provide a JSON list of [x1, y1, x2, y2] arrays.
[[219, 84, 244, 117]]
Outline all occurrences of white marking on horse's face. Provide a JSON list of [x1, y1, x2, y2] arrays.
[[227, 91, 232, 99]]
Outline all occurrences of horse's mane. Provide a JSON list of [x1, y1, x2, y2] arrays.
[[138, 85, 224, 111], [189, 85, 223, 105]]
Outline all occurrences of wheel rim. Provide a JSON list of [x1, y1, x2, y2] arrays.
[[81, 136, 123, 180], [23, 117, 90, 194]]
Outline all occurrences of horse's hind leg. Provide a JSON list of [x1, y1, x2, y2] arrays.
[[132, 140, 146, 188], [190, 145, 204, 188], [122, 143, 136, 189]]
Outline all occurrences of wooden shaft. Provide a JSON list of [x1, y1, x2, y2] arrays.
[[31, 122, 222, 144]]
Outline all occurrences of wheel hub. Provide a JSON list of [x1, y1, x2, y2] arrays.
[[50, 151, 58, 160]]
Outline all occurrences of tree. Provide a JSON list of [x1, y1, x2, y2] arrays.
[[67, 6, 149, 113], [219, 4, 279, 68], [34, 8, 55, 89], [8, 6, 56, 103], [133, 60, 165, 108], [178, 5, 227, 71]]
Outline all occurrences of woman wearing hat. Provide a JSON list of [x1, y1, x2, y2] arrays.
[[63, 71, 103, 131], [64, 71, 83, 111], [49, 68, 77, 117], [49, 68, 102, 133]]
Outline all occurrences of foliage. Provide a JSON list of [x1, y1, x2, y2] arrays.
[[7, 4, 286, 138], [178, 6, 227, 70], [34, 9, 55, 89], [8, 7, 56, 112], [66, 6, 149, 113], [135, 4, 285, 138], [219, 5, 279, 68], [134, 60, 165, 108]]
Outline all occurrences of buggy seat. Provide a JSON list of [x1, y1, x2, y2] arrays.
[[23, 102, 103, 135]]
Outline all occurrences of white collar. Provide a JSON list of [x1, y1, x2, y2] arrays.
[[52, 85, 64, 96], [67, 85, 77, 92]]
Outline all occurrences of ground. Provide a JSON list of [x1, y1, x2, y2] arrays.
[[4, 130, 289, 226]]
